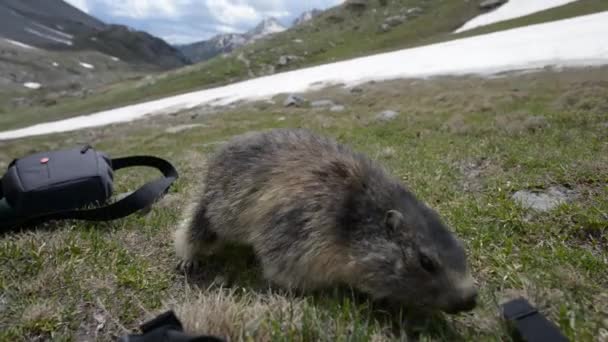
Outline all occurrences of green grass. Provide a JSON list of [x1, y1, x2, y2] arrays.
[[4, 0, 607, 132], [1, 66, 607, 341]]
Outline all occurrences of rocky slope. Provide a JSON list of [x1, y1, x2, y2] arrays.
[[0, 0, 191, 97], [177, 18, 287, 64], [0, 0, 189, 69]]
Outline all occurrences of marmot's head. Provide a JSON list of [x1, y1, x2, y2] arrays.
[[339, 180, 478, 314]]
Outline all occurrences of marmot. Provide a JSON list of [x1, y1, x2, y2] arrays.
[[174, 128, 478, 314]]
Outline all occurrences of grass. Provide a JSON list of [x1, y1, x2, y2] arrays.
[[4, 0, 607, 132], [1, 65, 607, 341]]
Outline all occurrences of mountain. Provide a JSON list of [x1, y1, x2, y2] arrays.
[[292, 9, 323, 26], [0, 0, 189, 69], [245, 17, 287, 41], [176, 34, 247, 64], [177, 17, 287, 64]]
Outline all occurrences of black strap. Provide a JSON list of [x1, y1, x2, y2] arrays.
[[501, 297, 569, 342], [117, 310, 224, 342], [1, 155, 178, 230]]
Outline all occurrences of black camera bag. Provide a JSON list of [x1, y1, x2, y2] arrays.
[[0, 145, 178, 231]]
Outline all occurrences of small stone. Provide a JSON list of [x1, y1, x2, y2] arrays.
[[407, 7, 423, 16], [165, 124, 205, 134], [522, 116, 549, 132], [376, 110, 399, 122], [0, 295, 6, 314], [346, 0, 368, 10], [479, 0, 508, 10], [278, 55, 300, 66], [380, 147, 396, 159], [350, 86, 364, 94], [330, 105, 345, 112], [512, 186, 573, 212], [277, 116, 286, 121], [599, 328, 608, 342], [311, 100, 336, 108], [284, 94, 308, 107], [379, 23, 391, 32], [384, 15, 407, 27]]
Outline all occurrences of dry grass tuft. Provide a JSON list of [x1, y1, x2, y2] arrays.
[[494, 111, 549, 134], [175, 286, 306, 341]]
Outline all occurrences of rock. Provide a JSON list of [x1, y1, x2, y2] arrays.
[[350, 86, 364, 94], [407, 7, 423, 16], [379, 23, 391, 33], [11, 97, 31, 107], [376, 110, 399, 122], [311, 99, 336, 108], [522, 116, 549, 132], [512, 186, 573, 212], [327, 14, 345, 23], [165, 124, 205, 134], [277, 116, 286, 121], [384, 15, 407, 27], [293, 39, 304, 44], [284, 94, 308, 107], [330, 105, 345, 112], [277, 55, 300, 66], [496, 112, 549, 134], [443, 114, 471, 134], [380, 146, 396, 159], [39, 98, 58, 107], [479, 0, 508, 10], [346, 0, 368, 10]]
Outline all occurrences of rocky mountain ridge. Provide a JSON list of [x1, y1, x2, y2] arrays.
[[292, 9, 323, 26], [177, 17, 288, 64]]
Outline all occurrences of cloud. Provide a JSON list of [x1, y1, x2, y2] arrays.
[[206, 0, 260, 26], [104, 0, 184, 19], [64, 0, 345, 44], [65, 0, 90, 13]]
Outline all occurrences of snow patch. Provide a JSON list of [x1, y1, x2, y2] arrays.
[[4, 39, 35, 49], [455, 0, 581, 33], [52, 62, 59, 67], [1, 12, 607, 141], [79, 62, 95, 69], [110, 56, 120, 62], [32, 22, 74, 39], [25, 27, 73, 46], [23, 82, 41, 89]]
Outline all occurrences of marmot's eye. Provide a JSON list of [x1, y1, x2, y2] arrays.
[[419, 252, 437, 273]]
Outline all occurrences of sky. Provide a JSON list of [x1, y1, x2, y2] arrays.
[[64, 0, 344, 45]]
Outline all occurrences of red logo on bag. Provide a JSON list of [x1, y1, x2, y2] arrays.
[[40, 157, 49, 164]]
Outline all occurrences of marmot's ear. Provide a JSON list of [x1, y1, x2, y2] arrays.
[[384, 210, 404, 231]]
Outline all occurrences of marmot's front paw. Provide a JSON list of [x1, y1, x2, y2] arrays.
[[176, 258, 200, 274]]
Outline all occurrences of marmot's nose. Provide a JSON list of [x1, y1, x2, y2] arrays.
[[446, 290, 478, 314]]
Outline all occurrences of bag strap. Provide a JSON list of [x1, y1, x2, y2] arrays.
[[117, 310, 225, 342], [1, 155, 178, 230], [501, 297, 569, 342]]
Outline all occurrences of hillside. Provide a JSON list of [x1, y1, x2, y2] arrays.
[[2, 0, 607, 130], [0, 0, 189, 96], [0, 0, 188, 68]]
